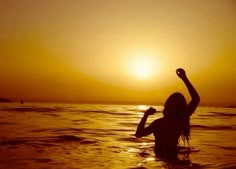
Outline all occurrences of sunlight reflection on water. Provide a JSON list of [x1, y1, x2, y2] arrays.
[[137, 105, 148, 111]]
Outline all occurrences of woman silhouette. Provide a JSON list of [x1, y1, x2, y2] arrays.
[[135, 68, 200, 162]]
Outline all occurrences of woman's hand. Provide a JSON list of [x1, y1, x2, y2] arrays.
[[144, 107, 156, 117], [176, 68, 187, 80]]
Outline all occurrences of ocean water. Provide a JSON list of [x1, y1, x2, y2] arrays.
[[0, 103, 235, 169]]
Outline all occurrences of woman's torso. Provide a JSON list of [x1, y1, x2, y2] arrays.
[[153, 117, 183, 160]]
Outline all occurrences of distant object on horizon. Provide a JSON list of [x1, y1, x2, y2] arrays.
[[0, 98, 12, 102], [20, 100, 24, 104], [225, 105, 236, 108]]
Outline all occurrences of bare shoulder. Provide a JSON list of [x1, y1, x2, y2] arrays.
[[152, 118, 163, 126]]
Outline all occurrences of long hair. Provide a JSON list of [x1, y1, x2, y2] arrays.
[[163, 92, 190, 145]]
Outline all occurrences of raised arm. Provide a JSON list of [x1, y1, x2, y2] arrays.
[[176, 68, 200, 116], [135, 107, 157, 138]]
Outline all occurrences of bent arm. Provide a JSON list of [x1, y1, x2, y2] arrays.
[[135, 114, 158, 138], [182, 76, 200, 116], [135, 107, 157, 137], [135, 114, 149, 137]]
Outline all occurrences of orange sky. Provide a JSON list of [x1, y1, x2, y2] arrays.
[[0, 0, 235, 106]]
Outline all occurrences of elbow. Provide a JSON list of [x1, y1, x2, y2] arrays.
[[135, 132, 143, 138], [195, 95, 200, 105], [196, 95, 200, 104]]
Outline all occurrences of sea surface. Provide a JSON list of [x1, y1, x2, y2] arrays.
[[0, 103, 235, 169]]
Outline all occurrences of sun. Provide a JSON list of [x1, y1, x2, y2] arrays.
[[133, 59, 152, 78], [128, 52, 159, 79]]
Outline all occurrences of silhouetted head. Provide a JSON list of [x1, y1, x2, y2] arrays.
[[163, 92, 187, 119]]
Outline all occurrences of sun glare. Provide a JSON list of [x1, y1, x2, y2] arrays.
[[133, 59, 151, 78], [128, 52, 159, 79]]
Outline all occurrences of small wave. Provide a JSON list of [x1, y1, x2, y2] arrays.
[[55, 135, 83, 141], [47, 135, 99, 145], [216, 146, 236, 151], [29, 127, 133, 138], [212, 112, 236, 117], [202, 144, 236, 151], [0, 107, 63, 113], [72, 119, 88, 122], [0, 122, 18, 125], [117, 137, 154, 143], [191, 124, 235, 130], [201, 112, 236, 118], [12, 157, 53, 163], [43, 113, 61, 117], [118, 122, 139, 127], [117, 137, 141, 143], [29, 127, 83, 133], [218, 164, 236, 169], [33, 158, 53, 163], [0, 139, 28, 145], [80, 110, 131, 116], [0, 135, 99, 146]]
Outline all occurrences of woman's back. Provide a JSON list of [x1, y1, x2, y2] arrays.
[[153, 117, 183, 160]]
